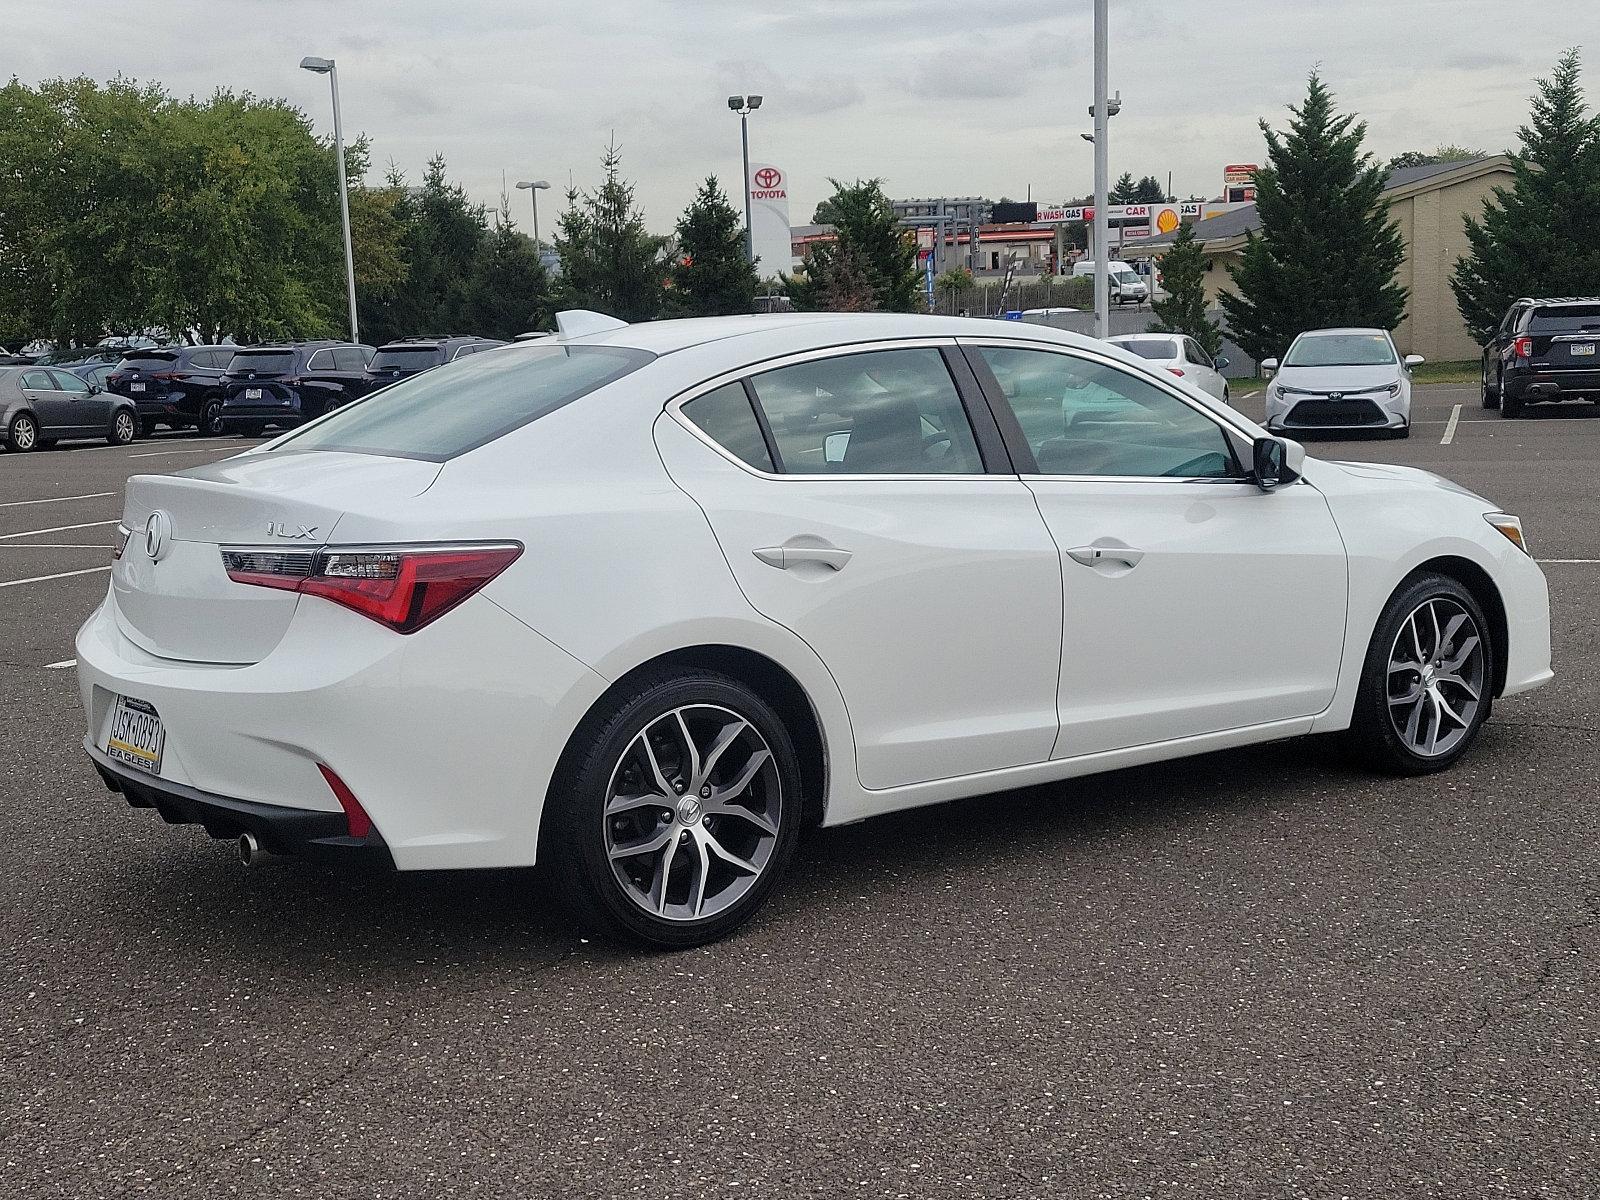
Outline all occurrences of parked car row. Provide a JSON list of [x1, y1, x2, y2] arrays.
[[2, 335, 506, 450]]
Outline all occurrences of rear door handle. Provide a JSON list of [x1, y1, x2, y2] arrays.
[[1067, 544, 1144, 569], [753, 544, 853, 571]]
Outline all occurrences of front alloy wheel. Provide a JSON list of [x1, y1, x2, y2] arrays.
[[7, 412, 38, 452]]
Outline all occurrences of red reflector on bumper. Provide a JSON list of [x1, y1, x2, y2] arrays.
[[317, 764, 373, 839]]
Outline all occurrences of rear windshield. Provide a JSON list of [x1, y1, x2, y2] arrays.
[[1114, 339, 1178, 360], [1528, 304, 1600, 332], [227, 350, 296, 373], [119, 352, 181, 370], [1284, 333, 1396, 367], [370, 346, 444, 370], [270, 343, 654, 461]]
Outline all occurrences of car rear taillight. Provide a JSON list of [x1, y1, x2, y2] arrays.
[[1512, 335, 1534, 358], [149, 371, 180, 381], [220, 543, 522, 633], [1167, 367, 1186, 377]]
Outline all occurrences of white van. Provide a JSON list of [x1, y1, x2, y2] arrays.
[[1071, 260, 1149, 305]]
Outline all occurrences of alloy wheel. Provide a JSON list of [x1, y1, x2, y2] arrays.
[[114, 412, 135, 443], [11, 415, 37, 450], [1386, 597, 1486, 757], [603, 704, 781, 922]]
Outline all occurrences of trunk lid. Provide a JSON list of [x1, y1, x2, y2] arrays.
[[113, 450, 443, 663]]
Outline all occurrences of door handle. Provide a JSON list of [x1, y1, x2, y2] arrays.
[[1067, 544, 1144, 569], [753, 544, 852, 571]]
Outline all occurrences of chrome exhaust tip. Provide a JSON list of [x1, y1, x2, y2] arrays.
[[237, 831, 283, 868]]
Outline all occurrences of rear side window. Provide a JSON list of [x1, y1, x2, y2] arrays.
[[333, 346, 366, 371], [682, 383, 774, 472], [272, 343, 654, 461], [228, 350, 296, 373], [1527, 304, 1600, 332], [746, 348, 983, 475]]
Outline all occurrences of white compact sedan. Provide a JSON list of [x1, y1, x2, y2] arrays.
[[78, 312, 1551, 947], [1262, 327, 1421, 438], [1106, 333, 1232, 403]]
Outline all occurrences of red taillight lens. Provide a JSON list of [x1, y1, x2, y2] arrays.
[[1512, 335, 1533, 358], [317, 763, 374, 839], [149, 371, 180, 380], [1167, 367, 1186, 377], [221, 543, 521, 633]]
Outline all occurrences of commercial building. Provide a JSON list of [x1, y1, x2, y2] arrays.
[[1126, 156, 1514, 362]]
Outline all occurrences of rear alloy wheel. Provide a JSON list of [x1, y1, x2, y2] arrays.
[[1348, 574, 1491, 774], [200, 401, 225, 437], [108, 410, 136, 445], [546, 671, 802, 947], [7, 411, 39, 452]]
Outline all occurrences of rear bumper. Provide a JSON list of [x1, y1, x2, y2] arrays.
[[219, 404, 302, 426], [1504, 369, 1600, 401], [87, 741, 394, 866]]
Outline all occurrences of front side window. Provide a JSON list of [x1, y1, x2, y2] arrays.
[[973, 346, 1237, 479], [746, 347, 983, 475], [272, 343, 653, 461], [1283, 333, 1396, 367], [682, 382, 774, 472]]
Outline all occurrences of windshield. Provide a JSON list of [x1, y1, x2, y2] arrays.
[[370, 346, 444, 371], [1114, 271, 1142, 285], [1114, 339, 1178, 361], [1528, 304, 1600, 333], [1284, 333, 1396, 368], [227, 350, 296, 374], [272, 343, 654, 461]]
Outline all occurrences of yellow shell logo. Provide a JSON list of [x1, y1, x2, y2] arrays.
[[1155, 208, 1181, 235]]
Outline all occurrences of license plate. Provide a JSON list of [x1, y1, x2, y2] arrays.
[[1571, 343, 1595, 356], [244, 387, 263, 399], [129, 382, 145, 392], [104, 696, 165, 775]]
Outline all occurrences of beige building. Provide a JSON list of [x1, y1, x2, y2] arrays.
[[1128, 156, 1513, 363]]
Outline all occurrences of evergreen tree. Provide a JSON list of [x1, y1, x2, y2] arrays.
[[784, 178, 919, 312], [1452, 49, 1600, 343], [1133, 175, 1168, 204], [361, 155, 487, 342], [668, 176, 758, 317], [1219, 73, 1408, 364], [458, 196, 553, 339], [1110, 172, 1137, 204], [555, 139, 665, 322], [1148, 220, 1223, 358]]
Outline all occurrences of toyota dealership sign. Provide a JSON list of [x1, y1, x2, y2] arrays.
[[747, 162, 792, 275]]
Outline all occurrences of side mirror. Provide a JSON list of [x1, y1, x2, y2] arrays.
[[1404, 354, 1425, 368], [1250, 435, 1303, 492], [823, 430, 851, 464], [1259, 357, 1279, 373], [1214, 355, 1230, 370], [88, 383, 102, 394]]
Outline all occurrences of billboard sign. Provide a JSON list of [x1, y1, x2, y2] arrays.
[[747, 162, 792, 276]]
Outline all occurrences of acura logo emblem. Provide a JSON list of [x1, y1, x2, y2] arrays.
[[144, 511, 173, 562]]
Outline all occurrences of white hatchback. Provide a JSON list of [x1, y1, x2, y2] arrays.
[[78, 312, 1552, 946]]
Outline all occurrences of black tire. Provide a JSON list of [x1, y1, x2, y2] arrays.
[[1481, 365, 1500, 409], [1346, 572, 1493, 776], [6, 411, 39, 452], [543, 669, 803, 948], [1501, 387, 1524, 418], [199, 401, 225, 437], [107, 409, 136, 445]]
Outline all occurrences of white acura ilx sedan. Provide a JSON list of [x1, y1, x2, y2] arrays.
[[78, 311, 1552, 946]]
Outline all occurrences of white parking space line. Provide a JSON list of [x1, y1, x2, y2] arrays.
[[1537, 559, 1600, 564], [0, 544, 115, 550], [0, 519, 119, 541], [0, 566, 111, 589], [44, 659, 76, 669], [1241, 389, 1261, 399], [1440, 404, 1462, 444], [0, 492, 115, 509]]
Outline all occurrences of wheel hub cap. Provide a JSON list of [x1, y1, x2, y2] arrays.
[[676, 796, 703, 825], [1386, 597, 1485, 758]]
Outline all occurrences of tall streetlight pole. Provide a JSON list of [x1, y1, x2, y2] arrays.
[[1091, 0, 1110, 340], [300, 56, 359, 344], [515, 180, 551, 249], [727, 94, 763, 264]]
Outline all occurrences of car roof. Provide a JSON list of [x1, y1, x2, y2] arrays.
[[1292, 327, 1390, 338], [1108, 333, 1178, 342], [1519, 296, 1600, 306], [549, 312, 1113, 357]]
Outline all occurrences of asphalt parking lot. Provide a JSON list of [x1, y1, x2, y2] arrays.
[[2, 386, 1596, 1199]]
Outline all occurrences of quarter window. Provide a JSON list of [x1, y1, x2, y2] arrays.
[[682, 383, 774, 472], [307, 348, 335, 370], [333, 346, 366, 371], [973, 346, 1238, 479], [746, 348, 984, 475]]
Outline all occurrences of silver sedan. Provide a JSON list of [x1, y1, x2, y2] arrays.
[[1261, 328, 1422, 439]]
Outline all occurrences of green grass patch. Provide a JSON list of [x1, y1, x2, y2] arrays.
[[1408, 360, 1480, 386]]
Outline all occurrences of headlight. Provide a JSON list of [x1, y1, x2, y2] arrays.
[[1382, 382, 1402, 397], [1485, 513, 1529, 555]]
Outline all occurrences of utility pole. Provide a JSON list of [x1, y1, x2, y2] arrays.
[[1092, 0, 1110, 340]]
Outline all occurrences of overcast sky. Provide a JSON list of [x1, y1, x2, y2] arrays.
[[9, 0, 1589, 232]]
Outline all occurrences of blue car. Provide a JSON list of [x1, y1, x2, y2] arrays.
[[218, 341, 375, 436]]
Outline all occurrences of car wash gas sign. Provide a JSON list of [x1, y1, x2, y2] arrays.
[[747, 163, 792, 277]]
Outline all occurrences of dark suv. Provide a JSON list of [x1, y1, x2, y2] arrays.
[[363, 336, 506, 389], [218, 341, 375, 435], [106, 346, 235, 435], [1482, 297, 1600, 417]]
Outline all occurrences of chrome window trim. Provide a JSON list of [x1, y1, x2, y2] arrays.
[[665, 337, 1009, 483]]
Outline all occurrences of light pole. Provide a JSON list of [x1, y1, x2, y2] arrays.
[[515, 180, 551, 249], [727, 94, 762, 264], [300, 55, 359, 344], [1090, 0, 1110, 340]]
